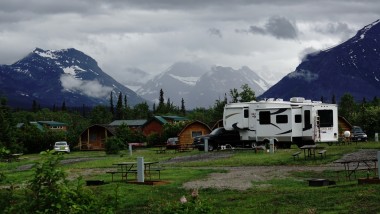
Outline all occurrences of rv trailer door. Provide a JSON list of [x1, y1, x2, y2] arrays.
[[302, 106, 314, 142]]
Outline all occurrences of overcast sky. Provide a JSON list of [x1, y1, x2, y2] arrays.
[[0, 0, 379, 84]]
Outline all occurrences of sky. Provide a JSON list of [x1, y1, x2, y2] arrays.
[[0, 0, 380, 85]]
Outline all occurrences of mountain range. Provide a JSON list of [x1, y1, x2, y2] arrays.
[[1, 20, 379, 109], [260, 19, 380, 102], [136, 63, 271, 109]]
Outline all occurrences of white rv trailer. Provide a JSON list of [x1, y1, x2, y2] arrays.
[[223, 97, 338, 148]]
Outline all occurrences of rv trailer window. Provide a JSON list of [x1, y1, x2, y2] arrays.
[[259, 111, 271, 124], [276, 115, 288, 123], [318, 110, 333, 127], [295, 114, 302, 123], [244, 108, 249, 118]]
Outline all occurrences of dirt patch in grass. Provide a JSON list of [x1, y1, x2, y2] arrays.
[[162, 152, 344, 190]]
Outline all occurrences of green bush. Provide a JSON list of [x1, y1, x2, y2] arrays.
[[104, 137, 124, 154]]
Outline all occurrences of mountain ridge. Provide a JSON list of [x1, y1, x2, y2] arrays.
[[260, 19, 380, 102]]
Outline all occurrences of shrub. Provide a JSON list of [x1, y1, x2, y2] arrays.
[[104, 137, 125, 154]]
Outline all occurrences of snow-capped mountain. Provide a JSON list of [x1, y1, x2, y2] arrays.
[[0, 48, 147, 108], [260, 19, 380, 102], [137, 63, 271, 109], [136, 62, 209, 107]]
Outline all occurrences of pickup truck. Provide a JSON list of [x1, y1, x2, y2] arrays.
[[193, 127, 240, 151], [351, 126, 368, 142]]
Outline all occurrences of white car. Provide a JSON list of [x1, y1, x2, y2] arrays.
[[54, 141, 70, 153]]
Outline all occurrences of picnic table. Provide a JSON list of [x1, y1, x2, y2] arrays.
[[0, 153, 23, 162], [153, 145, 167, 154], [334, 150, 378, 181], [300, 145, 317, 159], [108, 161, 161, 182]]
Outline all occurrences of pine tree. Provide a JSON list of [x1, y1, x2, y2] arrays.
[[157, 89, 165, 113], [32, 100, 38, 112], [82, 104, 86, 117], [181, 98, 186, 115], [116, 92, 124, 119], [110, 92, 114, 116], [61, 100, 66, 111]]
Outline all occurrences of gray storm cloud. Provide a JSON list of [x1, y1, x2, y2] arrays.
[[208, 28, 222, 38], [60, 74, 112, 98], [239, 16, 298, 40], [314, 22, 355, 40]]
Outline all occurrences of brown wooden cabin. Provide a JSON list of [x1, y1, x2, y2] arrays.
[[142, 115, 188, 137], [78, 124, 116, 150], [338, 116, 352, 134], [177, 120, 211, 147]]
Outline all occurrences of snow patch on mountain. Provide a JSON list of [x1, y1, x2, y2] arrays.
[[62, 65, 86, 76], [34, 49, 59, 59], [169, 74, 199, 86]]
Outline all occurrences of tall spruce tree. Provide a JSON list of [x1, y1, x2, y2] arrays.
[[116, 92, 124, 119], [110, 92, 114, 116], [181, 98, 186, 115]]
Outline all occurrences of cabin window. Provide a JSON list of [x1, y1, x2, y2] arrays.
[[318, 110, 334, 127], [304, 110, 312, 129], [295, 114, 302, 123], [192, 131, 202, 138], [243, 108, 249, 118], [259, 111, 271, 124], [276, 115, 288, 124]]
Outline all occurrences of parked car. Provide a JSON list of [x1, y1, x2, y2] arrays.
[[166, 137, 179, 149], [193, 127, 240, 151], [54, 141, 70, 153], [351, 126, 368, 142]]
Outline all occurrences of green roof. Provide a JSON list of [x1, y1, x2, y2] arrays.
[[109, 120, 147, 126], [38, 121, 66, 126]]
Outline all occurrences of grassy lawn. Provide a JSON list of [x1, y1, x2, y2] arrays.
[[1, 142, 380, 213]]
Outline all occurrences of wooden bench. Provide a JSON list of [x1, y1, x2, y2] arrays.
[[154, 147, 166, 154], [318, 150, 327, 158], [292, 151, 301, 160], [106, 170, 137, 181], [146, 168, 162, 180]]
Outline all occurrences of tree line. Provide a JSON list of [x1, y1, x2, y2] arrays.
[[1, 84, 378, 154]]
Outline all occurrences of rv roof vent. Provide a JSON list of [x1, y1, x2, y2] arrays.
[[312, 101, 322, 103], [267, 98, 274, 102], [304, 99, 312, 103], [290, 97, 305, 103], [276, 98, 283, 101]]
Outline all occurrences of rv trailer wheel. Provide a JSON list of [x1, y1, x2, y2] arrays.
[[250, 142, 257, 149], [208, 145, 214, 151]]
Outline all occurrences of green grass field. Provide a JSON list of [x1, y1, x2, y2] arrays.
[[1, 142, 380, 213]]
